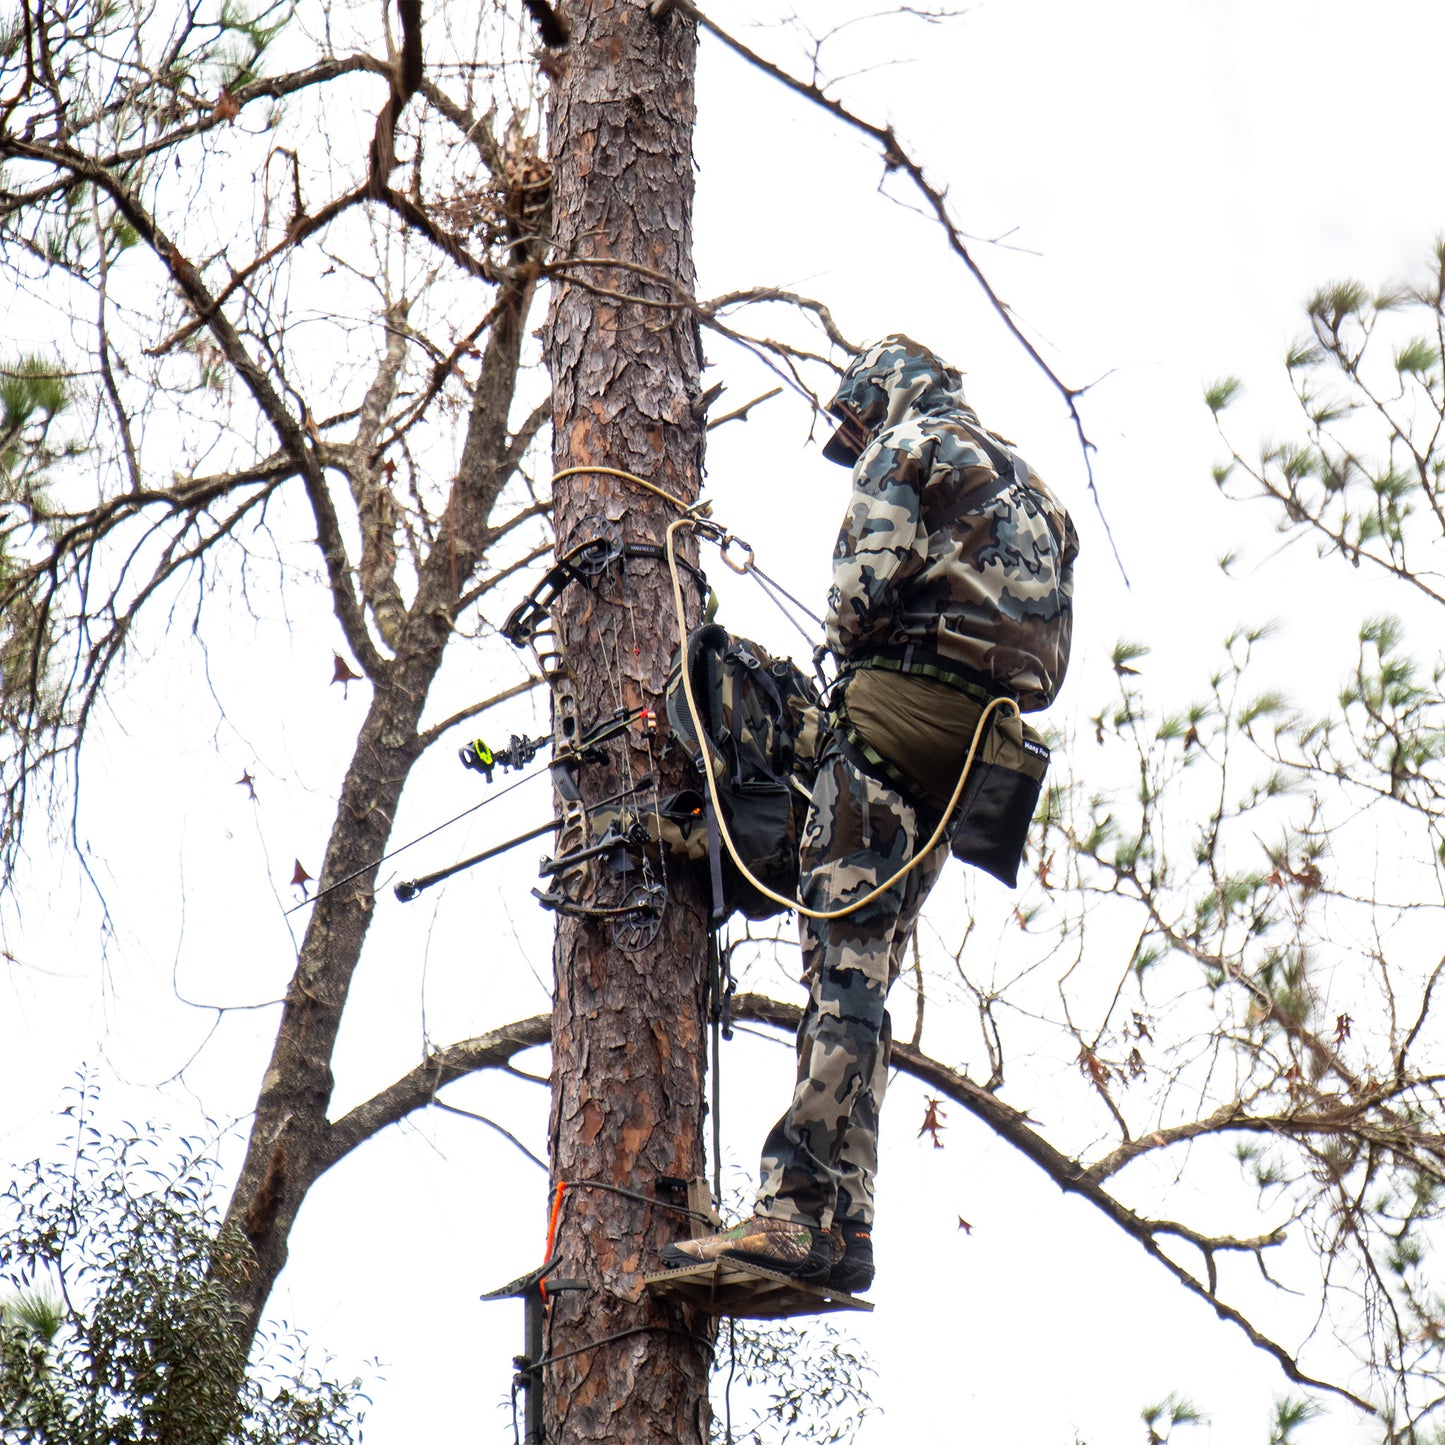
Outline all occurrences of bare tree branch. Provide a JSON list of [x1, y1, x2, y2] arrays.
[[4, 135, 386, 676], [322, 1015, 551, 1167], [670, 0, 1128, 578], [731, 992, 1376, 1415], [416, 673, 545, 750]]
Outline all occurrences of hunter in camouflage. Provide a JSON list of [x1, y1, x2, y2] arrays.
[[664, 336, 1078, 1291]]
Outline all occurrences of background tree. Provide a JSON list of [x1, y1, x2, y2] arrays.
[[0, 1096, 365, 1444], [1, 0, 558, 1388], [1, 356, 73, 826], [0, 0, 866, 1437]]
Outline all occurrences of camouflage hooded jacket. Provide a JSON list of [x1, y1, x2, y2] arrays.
[[823, 335, 1079, 713]]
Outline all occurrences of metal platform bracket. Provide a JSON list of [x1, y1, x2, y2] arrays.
[[643, 1257, 873, 1319], [481, 1256, 586, 1445]]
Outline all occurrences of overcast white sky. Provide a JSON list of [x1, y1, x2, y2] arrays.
[[689, 4, 1445, 1439], [5, 0, 1445, 1441]]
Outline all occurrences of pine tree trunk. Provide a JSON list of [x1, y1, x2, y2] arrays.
[[543, 1, 715, 1440]]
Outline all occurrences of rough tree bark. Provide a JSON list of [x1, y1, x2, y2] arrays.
[[542, 1, 715, 1440]]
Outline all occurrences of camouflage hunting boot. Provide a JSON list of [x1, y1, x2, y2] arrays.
[[826, 1219, 874, 1294], [660, 1215, 833, 1281]]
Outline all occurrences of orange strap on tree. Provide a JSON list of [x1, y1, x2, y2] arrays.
[[540, 1180, 568, 1300]]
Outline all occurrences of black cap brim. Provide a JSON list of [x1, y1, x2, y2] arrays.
[[822, 420, 863, 467]]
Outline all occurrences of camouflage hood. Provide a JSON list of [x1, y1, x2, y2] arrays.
[[823, 335, 977, 466]]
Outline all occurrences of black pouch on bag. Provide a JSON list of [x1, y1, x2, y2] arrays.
[[947, 711, 1050, 889]]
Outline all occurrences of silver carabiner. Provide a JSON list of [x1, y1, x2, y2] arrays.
[[720, 534, 754, 575]]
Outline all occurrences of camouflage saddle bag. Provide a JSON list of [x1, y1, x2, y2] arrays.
[[663, 624, 823, 921], [945, 707, 1050, 889]]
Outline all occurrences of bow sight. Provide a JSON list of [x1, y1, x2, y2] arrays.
[[393, 531, 711, 948], [458, 733, 549, 783]]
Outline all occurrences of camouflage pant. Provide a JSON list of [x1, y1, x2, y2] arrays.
[[755, 744, 947, 1230]]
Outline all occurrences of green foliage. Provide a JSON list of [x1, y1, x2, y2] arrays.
[[1373, 283, 1413, 312], [1132, 941, 1166, 976], [184, 337, 231, 396], [711, 1316, 876, 1445], [1205, 376, 1242, 415], [1307, 280, 1368, 329], [1, 404, 67, 741], [1413, 1172, 1441, 1213], [1263, 443, 1318, 485], [0, 1104, 367, 1445], [1360, 615, 1403, 653], [1323, 616, 1445, 803], [1, 355, 72, 533], [1388, 1234, 1425, 1276], [1215, 243, 1445, 603], [1037, 780, 1067, 830], [1306, 400, 1348, 428], [1112, 639, 1150, 671], [1155, 702, 1212, 744], [1267, 1394, 1322, 1444], [1243, 770, 1294, 804], [0, 1290, 64, 1343], [1237, 691, 1290, 730], [1393, 336, 1439, 375], [1249, 1155, 1287, 1193], [110, 216, 141, 251], [1370, 464, 1416, 505], [0, 358, 70, 433], [1285, 340, 1324, 371], [1, 556, 64, 750], [1081, 807, 1117, 855], [1141, 1391, 1205, 1440], [213, 0, 292, 91], [1051, 236, 1445, 1436]]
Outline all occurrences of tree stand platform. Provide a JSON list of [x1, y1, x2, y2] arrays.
[[643, 1257, 873, 1319]]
